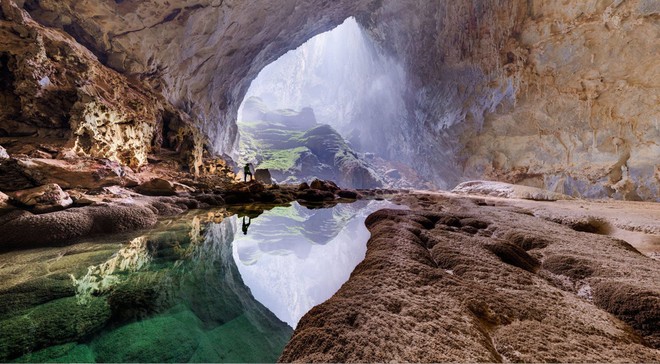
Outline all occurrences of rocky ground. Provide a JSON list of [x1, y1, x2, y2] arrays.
[[1, 135, 659, 362], [0, 137, 389, 252], [280, 190, 660, 362]]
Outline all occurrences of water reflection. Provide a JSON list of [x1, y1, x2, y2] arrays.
[[230, 200, 404, 328], [241, 216, 251, 235], [70, 236, 151, 304], [3, 200, 402, 362]]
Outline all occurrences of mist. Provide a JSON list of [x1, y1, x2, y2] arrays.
[[237, 17, 407, 158]]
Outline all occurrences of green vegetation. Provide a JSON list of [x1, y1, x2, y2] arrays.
[[258, 147, 309, 171], [238, 109, 380, 187], [238, 120, 308, 169]]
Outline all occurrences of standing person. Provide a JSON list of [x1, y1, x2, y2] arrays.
[[243, 163, 253, 182]]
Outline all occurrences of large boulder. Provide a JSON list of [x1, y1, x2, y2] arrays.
[[254, 168, 273, 184], [0, 157, 140, 192], [137, 178, 174, 196], [0, 191, 13, 212], [310, 179, 340, 193], [8, 183, 72, 213], [0, 146, 8, 160], [0, 203, 159, 250], [337, 189, 361, 199]]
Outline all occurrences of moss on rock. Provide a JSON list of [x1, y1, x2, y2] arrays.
[[90, 309, 204, 363], [0, 296, 111, 361]]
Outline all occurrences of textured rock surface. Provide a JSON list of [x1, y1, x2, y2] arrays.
[[452, 180, 574, 201], [0, 0, 201, 169], [8, 182, 72, 213], [461, 0, 660, 200], [280, 193, 660, 362], [253, 169, 273, 185]]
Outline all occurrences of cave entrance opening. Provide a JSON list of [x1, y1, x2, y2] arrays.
[[236, 17, 419, 189]]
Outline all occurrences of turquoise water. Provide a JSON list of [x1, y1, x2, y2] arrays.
[[0, 200, 400, 363]]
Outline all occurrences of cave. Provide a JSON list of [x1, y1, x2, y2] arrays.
[[236, 17, 419, 189], [0, 0, 659, 362]]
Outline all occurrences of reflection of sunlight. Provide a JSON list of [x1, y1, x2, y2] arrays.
[[70, 236, 151, 304], [231, 200, 406, 327]]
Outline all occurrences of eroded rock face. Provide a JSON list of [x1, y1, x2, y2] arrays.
[[461, 1, 660, 200], [18, 0, 379, 157], [0, 0, 202, 170]]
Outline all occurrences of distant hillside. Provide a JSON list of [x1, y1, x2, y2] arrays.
[[238, 97, 381, 189]]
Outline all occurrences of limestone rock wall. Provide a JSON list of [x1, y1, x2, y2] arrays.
[[357, 0, 527, 188], [19, 0, 380, 158], [462, 0, 660, 200], [0, 0, 193, 168]]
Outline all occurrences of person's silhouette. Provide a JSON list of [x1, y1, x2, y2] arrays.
[[242, 216, 251, 235], [243, 163, 253, 182]]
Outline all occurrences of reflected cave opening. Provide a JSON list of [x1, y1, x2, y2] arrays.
[[236, 17, 430, 190]]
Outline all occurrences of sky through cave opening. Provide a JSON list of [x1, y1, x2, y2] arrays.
[[235, 17, 427, 189]]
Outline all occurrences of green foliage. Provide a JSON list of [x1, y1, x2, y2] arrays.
[[258, 147, 309, 171]]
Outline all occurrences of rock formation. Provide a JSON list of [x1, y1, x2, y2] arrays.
[[280, 192, 660, 362], [0, 0, 657, 199], [1, 1, 657, 361], [461, 1, 660, 200]]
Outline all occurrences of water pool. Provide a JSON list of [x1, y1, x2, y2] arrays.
[[0, 199, 401, 362]]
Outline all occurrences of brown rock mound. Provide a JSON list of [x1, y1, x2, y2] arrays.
[[280, 194, 660, 362], [0, 203, 158, 250]]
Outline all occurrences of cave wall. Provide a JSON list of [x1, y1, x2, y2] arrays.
[[1, 0, 658, 199], [462, 0, 660, 200], [0, 0, 204, 169], [17, 0, 381, 158]]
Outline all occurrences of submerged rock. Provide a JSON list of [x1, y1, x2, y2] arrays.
[[0, 296, 111, 361], [90, 310, 203, 363]]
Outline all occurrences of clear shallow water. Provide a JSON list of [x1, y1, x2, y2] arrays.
[[0, 200, 401, 363]]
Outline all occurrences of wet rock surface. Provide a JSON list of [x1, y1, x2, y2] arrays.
[[0, 155, 384, 250], [280, 192, 660, 362], [253, 168, 273, 184]]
